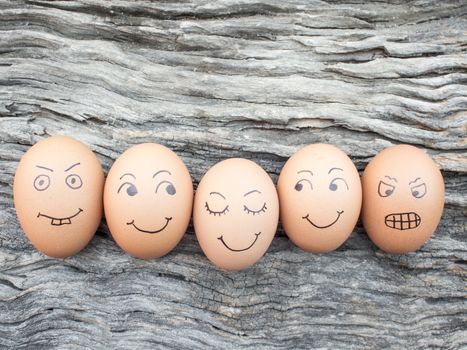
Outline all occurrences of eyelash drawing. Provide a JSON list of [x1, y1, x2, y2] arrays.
[[205, 202, 229, 216], [243, 203, 267, 215]]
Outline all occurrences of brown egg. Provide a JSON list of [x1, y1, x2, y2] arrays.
[[13, 136, 104, 258], [361, 145, 444, 253], [104, 143, 193, 259], [193, 158, 279, 271], [278, 144, 362, 253]]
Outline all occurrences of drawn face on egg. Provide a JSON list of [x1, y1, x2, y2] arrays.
[[278, 144, 362, 253], [361, 145, 444, 253], [13, 136, 104, 258], [193, 158, 279, 271], [104, 143, 193, 259]]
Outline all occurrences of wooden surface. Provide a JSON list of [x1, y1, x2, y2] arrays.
[[0, 1, 466, 348]]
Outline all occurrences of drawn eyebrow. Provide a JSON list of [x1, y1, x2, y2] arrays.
[[244, 189, 261, 197], [409, 177, 421, 185], [153, 170, 172, 178], [328, 167, 343, 174], [65, 162, 81, 172], [36, 165, 53, 172], [120, 173, 136, 180], [209, 191, 226, 199], [297, 170, 313, 176], [384, 175, 398, 183]]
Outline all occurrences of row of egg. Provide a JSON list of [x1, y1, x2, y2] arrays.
[[13, 136, 444, 271]]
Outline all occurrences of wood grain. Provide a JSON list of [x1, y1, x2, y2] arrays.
[[0, 1, 466, 348]]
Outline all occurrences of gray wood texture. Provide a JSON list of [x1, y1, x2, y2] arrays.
[[0, 0, 466, 348]]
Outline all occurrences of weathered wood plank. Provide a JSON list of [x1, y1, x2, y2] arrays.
[[0, 0, 466, 348]]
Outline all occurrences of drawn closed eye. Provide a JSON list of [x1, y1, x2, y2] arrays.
[[118, 182, 138, 196], [34, 174, 50, 191], [329, 177, 349, 191], [205, 202, 229, 216], [155, 180, 176, 196], [378, 181, 395, 197], [243, 203, 267, 215], [295, 179, 313, 192], [411, 183, 426, 198], [65, 174, 83, 190]]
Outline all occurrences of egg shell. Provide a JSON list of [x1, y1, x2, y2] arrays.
[[361, 144, 445, 253], [104, 143, 193, 259], [13, 136, 104, 258], [278, 144, 362, 253], [193, 158, 279, 271]]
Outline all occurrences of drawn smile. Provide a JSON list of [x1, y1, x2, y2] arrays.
[[37, 208, 83, 226], [217, 232, 261, 252], [302, 210, 344, 229], [385, 212, 421, 230], [127, 217, 172, 234]]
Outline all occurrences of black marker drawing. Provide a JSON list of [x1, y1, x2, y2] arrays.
[[209, 191, 226, 199], [153, 170, 171, 178], [217, 232, 261, 252], [118, 182, 138, 196], [297, 170, 313, 176], [36, 165, 53, 172], [243, 203, 267, 215], [302, 210, 344, 229], [65, 174, 83, 189], [378, 180, 395, 197], [37, 208, 83, 226], [34, 174, 50, 191], [329, 177, 349, 191], [328, 167, 343, 174], [155, 180, 176, 195], [244, 189, 261, 197], [385, 212, 421, 230], [120, 173, 136, 180], [294, 179, 313, 191], [409, 178, 426, 198], [65, 162, 80, 172], [205, 202, 229, 216], [127, 217, 172, 234]]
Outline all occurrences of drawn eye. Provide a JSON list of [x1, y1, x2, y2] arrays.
[[295, 179, 313, 192], [205, 202, 229, 216], [244, 203, 267, 215], [411, 183, 426, 198], [156, 180, 176, 196], [34, 174, 50, 191], [65, 174, 83, 190], [118, 182, 138, 196], [329, 177, 349, 191], [378, 181, 395, 197]]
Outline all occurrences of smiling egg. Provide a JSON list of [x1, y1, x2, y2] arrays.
[[278, 144, 362, 253], [13, 136, 104, 258], [361, 145, 444, 253], [193, 158, 279, 271], [104, 143, 193, 259]]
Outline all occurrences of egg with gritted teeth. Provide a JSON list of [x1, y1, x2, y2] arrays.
[[13, 136, 104, 258], [104, 143, 193, 259], [278, 144, 362, 253], [193, 158, 279, 271], [361, 145, 444, 254]]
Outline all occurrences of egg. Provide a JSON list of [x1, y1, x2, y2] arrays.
[[104, 143, 193, 259], [193, 158, 279, 271], [278, 144, 362, 253], [361, 145, 444, 253], [13, 136, 104, 258]]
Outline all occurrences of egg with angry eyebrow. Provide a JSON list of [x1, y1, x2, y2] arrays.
[[193, 158, 279, 271], [13, 136, 104, 258], [361, 144, 444, 253], [104, 143, 193, 259], [278, 144, 362, 253]]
